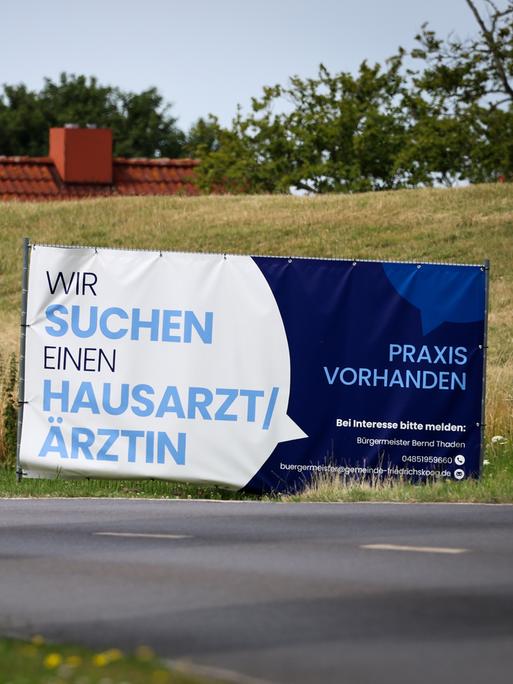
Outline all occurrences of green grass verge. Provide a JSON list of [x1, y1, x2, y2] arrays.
[[1, 435, 511, 503], [0, 470, 255, 500], [0, 636, 214, 684]]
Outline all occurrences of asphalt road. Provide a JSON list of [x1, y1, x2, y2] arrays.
[[0, 499, 512, 684]]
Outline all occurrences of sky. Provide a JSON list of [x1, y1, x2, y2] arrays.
[[2, 0, 482, 132]]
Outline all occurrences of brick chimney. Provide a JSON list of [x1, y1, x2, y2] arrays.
[[49, 126, 113, 184]]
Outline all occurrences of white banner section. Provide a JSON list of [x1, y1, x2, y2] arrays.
[[20, 246, 306, 488]]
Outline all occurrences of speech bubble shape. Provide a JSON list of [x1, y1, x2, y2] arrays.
[[21, 248, 307, 489], [382, 263, 485, 335]]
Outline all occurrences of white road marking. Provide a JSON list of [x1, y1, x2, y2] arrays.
[[94, 532, 191, 539], [361, 543, 468, 555]]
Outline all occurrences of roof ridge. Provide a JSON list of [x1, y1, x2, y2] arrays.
[[0, 155, 199, 166], [0, 156, 52, 164], [114, 157, 199, 166]]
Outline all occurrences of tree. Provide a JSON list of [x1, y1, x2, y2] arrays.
[[197, 60, 411, 194], [0, 73, 186, 158], [0, 85, 47, 156], [184, 117, 221, 158], [112, 87, 185, 158], [406, 0, 513, 182], [198, 1, 513, 193]]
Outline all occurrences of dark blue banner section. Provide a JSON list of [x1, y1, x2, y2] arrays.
[[246, 258, 487, 494]]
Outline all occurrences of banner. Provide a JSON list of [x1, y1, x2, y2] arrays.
[[19, 245, 487, 493]]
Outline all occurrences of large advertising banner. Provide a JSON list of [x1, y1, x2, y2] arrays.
[[19, 244, 487, 493]]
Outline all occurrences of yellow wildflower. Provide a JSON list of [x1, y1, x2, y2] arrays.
[[44, 652, 62, 669], [65, 654, 82, 667], [93, 652, 109, 667], [31, 634, 45, 646]]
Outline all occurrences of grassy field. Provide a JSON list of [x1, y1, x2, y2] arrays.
[[1, 186, 512, 501]]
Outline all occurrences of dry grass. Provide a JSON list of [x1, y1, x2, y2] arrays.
[[486, 354, 513, 437]]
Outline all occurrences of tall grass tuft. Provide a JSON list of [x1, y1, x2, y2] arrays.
[[486, 351, 513, 438], [285, 438, 513, 503], [0, 352, 18, 468]]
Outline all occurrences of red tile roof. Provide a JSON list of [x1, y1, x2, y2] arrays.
[[0, 156, 200, 201]]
